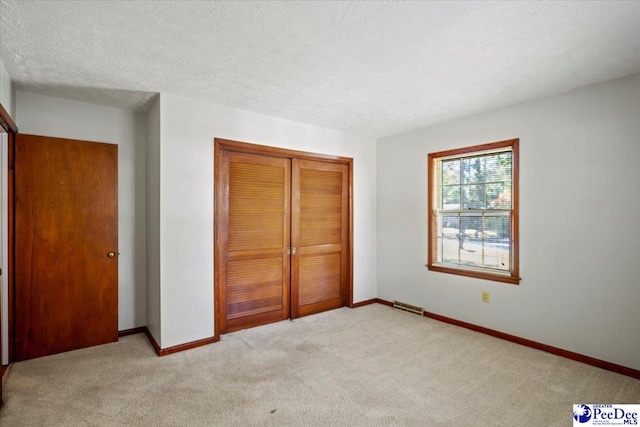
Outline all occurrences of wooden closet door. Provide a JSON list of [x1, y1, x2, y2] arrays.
[[14, 134, 118, 361], [291, 159, 349, 318], [218, 151, 291, 333]]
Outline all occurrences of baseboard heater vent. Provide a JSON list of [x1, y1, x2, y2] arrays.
[[393, 301, 424, 316]]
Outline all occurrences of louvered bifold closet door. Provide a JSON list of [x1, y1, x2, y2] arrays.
[[291, 159, 349, 318], [219, 151, 291, 333]]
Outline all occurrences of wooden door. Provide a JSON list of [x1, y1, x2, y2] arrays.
[[291, 159, 349, 318], [14, 134, 118, 361], [218, 151, 291, 333]]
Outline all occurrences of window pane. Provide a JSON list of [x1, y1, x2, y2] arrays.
[[482, 215, 510, 271], [462, 157, 484, 184], [442, 160, 460, 185], [486, 182, 512, 209], [435, 236, 443, 263], [482, 214, 510, 239], [460, 236, 482, 267], [441, 215, 461, 264], [483, 239, 510, 270], [460, 215, 482, 239], [485, 153, 512, 183], [462, 184, 485, 209], [442, 186, 460, 209], [441, 215, 459, 239], [437, 212, 511, 271], [442, 235, 460, 264], [459, 215, 482, 267]]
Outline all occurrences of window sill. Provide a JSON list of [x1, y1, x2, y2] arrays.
[[427, 264, 520, 285]]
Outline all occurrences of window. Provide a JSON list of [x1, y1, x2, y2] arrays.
[[428, 139, 519, 284]]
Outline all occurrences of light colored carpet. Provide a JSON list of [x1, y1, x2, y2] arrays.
[[1, 304, 639, 426]]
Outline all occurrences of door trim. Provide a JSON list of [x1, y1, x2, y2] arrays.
[[0, 103, 16, 371], [214, 138, 354, 338], [0, 104, 17, 133]]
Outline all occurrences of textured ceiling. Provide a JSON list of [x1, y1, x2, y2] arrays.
[[1, 1, 639, 138]]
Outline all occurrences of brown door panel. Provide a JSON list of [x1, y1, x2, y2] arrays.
[[291, 159, 349, 319], [218, 151, 290, 333], [14, 134, 118, 361]]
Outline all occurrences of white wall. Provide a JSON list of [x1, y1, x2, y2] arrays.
[[0, 58, 15, 119], [154, 93, 377, 348], [145, 96, 161, 345], [377, 73, 640, 370], [16, 91, 147, 331]]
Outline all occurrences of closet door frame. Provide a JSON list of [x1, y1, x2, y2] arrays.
[[214, 138, 354, 337]]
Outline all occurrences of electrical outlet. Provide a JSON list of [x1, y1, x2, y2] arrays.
[[482, 291, 489, 303]]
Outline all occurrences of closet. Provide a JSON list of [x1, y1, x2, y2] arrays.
[[214, 139, 352, 334]]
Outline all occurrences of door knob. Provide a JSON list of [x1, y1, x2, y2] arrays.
[[107, 252, 116, 258], [292, 247, 297, 255]]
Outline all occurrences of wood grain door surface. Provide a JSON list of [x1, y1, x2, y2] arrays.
[[219, 151, 291, 333], [291, 159, 349, 318], [14, 134, 118, 361], [218, 146, 350, 333]]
